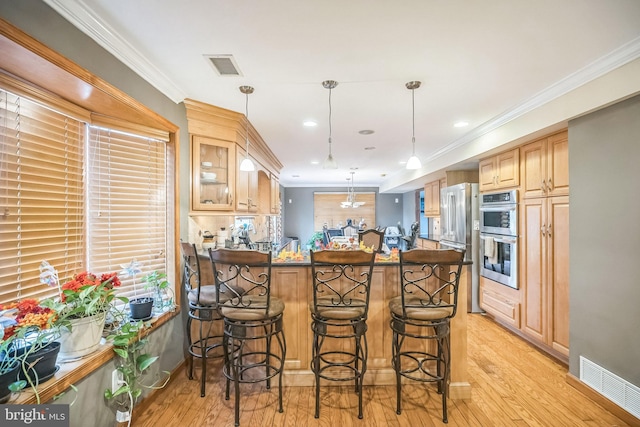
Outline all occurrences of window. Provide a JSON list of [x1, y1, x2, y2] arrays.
[[0, 90, 85, 304], [0, 87, 174, 306], [87, 126, 169, 299]]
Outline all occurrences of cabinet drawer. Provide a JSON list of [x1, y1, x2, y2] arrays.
[[481, 288, 520, 328]]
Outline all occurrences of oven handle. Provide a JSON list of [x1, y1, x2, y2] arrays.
[[479, 204, 517, 212], [481, 234, 517, 244]]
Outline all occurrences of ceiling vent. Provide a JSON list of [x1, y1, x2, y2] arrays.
[[204, 55, 243, 76]]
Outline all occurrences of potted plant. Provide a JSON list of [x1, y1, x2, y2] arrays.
[[39, 261, 127, 361], [0, 298, 61, 403], [120, 260, 153, 321], [0, 318, 20, 403], [142, 270, 173, 315], [104, 318, 169, 423]]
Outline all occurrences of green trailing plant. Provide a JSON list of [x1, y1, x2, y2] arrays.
[[104, 315, 170, 421]]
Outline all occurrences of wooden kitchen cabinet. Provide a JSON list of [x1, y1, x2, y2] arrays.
[[191, 136, 236, 211], [479, 276, 521, 329], [520, 130, 569, 199], [270, 174, 280, 214], [520, 195, 570, 359], [423, 179, 441, 217], [478, 148, 520, 192], [185, 99, 283, 215]]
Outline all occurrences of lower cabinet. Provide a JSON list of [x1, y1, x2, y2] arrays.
[[479, 276, 520, 329], [520, 195, 570, 359]]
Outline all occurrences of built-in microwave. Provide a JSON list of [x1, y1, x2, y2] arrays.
[[479, 190, 518, 236]]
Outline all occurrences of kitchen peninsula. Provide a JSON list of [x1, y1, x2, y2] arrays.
[[196, 250, 472, 399]]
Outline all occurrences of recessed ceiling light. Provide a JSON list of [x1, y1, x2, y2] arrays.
[[303, 120, 317, 127], [311, 160, 319, 165], [454, 121, 469, 128], [359, 129, 374, 135]]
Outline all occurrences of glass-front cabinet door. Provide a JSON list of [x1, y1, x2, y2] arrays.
[[192, 136, 236, 211]]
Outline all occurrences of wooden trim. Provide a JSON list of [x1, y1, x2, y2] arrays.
[[566, 373, 640, 426], [10, 309, 180, 405], [0, 18, 178, 133], [90, 113, 170, 142], [0, 70, 91, 122]]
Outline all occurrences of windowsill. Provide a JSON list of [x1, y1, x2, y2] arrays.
[[9, 308, 180, 405]]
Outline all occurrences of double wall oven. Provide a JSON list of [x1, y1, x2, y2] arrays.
[[479, 190, 518, 289]]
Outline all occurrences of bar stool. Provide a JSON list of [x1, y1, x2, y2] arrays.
[[358, 228, 385, 253], [389, 248, 465, 423], [208, 248, 286, 427], [180, 242, 245, 397], [309, 249, 376, 419]]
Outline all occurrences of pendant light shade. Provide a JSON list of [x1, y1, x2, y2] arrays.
[[239, 85, 255, 172], [322, 80, 338, 169], [405, 81, 422, 170]]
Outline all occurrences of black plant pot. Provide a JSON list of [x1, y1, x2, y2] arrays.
[[0, 361, 20, 403], [129, 297, 154, 320], [15, 341, 61, 385]]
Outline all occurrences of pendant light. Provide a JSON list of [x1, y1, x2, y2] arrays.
[[405, 81, 422, 170], [322, 80, 338, 169], [341, 171, 365, 208], [239, 85, 255, 172]]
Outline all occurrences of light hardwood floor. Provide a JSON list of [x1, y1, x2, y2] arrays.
[[135, 314, 633, 426]]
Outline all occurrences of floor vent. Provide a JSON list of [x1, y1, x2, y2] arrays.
[[580, 356, 640, 418]]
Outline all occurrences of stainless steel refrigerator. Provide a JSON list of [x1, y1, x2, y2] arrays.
[[439, 183, 482, 313]]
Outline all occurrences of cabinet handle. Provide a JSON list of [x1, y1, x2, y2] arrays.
[[541, 180, 546, 191], [541, 224, 546, 236], [547, 224, 552, 237], [547, 178, 553, 192]]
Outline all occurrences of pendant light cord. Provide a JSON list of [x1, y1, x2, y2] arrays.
[[411, 87, 416, 155], [328, 86, 333, 154], [245, 92, 250, 153]]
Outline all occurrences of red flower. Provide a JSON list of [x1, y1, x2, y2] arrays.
[[0, 298, 57, 340]]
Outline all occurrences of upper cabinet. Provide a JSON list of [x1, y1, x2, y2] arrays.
[[479, 148, 520, 192], [191, 136, 236, 211], [423, 178, 445, 217], [184, 99, 283, 214], [520, 130, 569, 199], [270, 174, 280, 214]]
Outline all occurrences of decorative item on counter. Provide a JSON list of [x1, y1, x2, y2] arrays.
[[217, 227, 229, 248], [202, 230, 216, 250]]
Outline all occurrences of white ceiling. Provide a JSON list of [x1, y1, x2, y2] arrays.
[[44, 0, 640, 191]]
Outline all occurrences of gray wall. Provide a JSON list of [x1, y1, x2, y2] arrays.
[[0, 2, 187, 425], [568, 94, 640, 386], [282, 187, 404, 248]]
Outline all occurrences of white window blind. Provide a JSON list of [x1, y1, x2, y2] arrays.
[[87, 127, 167, 300], [0, 89, 85, 304]]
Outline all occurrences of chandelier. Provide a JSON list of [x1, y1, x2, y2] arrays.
[[341, 172, 365, 208]]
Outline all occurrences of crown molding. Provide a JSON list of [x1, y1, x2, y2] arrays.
[[43, 0, 186, 104], [423, 35, 640, 165]]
